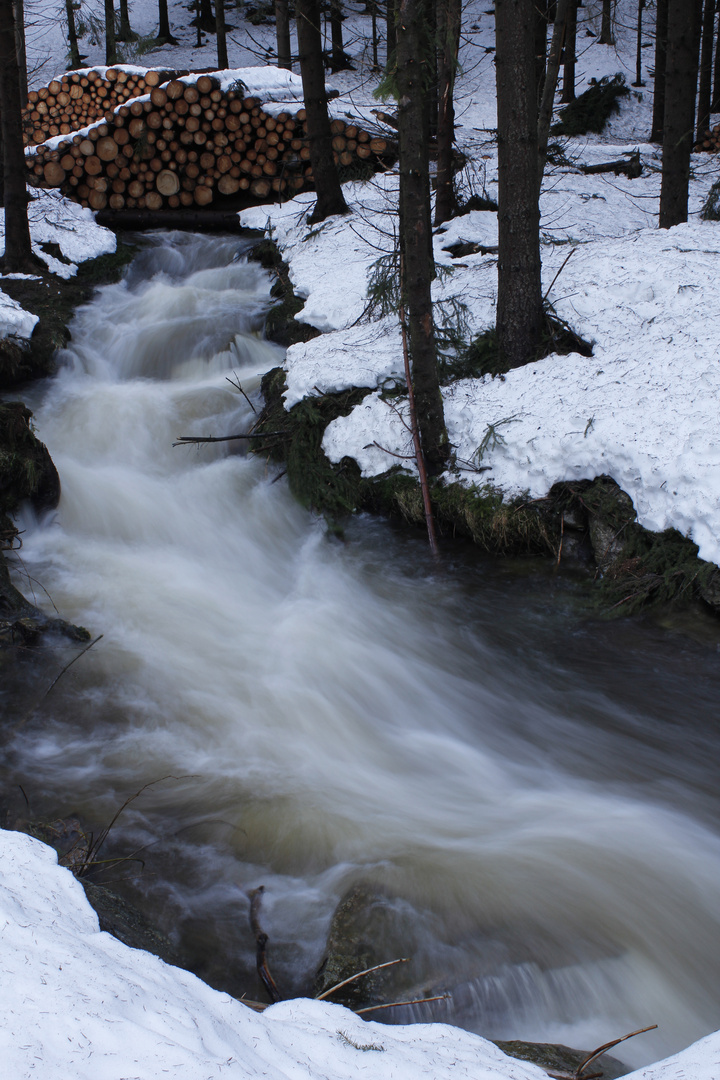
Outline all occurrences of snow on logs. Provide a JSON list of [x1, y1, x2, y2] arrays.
[[25, 72, 395, 211]]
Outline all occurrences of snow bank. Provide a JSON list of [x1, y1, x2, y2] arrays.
[[2, 826, 720, 1080], [0, 827, 547, 1080], [0, 190, 116, 338]]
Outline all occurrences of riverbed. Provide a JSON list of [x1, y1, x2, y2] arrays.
[[3, 232, 720, 1069]]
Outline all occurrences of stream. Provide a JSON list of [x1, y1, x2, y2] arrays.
[[3, 231, 720, 1069]]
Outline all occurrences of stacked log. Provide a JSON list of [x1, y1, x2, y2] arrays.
[[23, 68, 175, 145], [26, 74, 396, 211], [696, 125, 720, 151]]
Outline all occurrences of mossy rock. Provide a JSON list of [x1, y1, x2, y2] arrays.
[[0, 401, 60, 520], [0, 243, 136, 389], [248, 239, 321, 348]]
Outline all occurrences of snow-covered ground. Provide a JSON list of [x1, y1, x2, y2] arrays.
[[3, 826, 720, 1080], [5, 0, 720, 1077]]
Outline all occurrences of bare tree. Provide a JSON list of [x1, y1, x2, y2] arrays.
[[0, 0, 33, 271], [650, 0, 668, 141], [495, 0, 543, 367], [296, 0, 349, 222], [12, 0, 26, 107], [117, 0, 137, 41], [105, 0, 117, 64], [599, 0, 615, 44], [561, 0, 577, 102], [396, 0, 449, 475], [434, 0, 461, 226], [275, 0, 292, 69], [65, 0, 83, 66], [696, 0, 716, 143], [659, 0, 702, 228], [329, 0, 350, 71], [216, 0, 228, 67]]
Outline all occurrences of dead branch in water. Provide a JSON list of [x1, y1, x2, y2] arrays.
[[173, 432, 285, 446], [248, 886, 282, 1003]]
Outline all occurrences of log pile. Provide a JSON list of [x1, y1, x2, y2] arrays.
[[23, 68, 176, 145], [696, 125, 720, 152], [26, 74, 396, 211]]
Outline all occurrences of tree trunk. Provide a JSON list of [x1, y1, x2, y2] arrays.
[[66, 0, 82, 67], [216, 0, 228, 67], [434, 0, 461, 226], [650, 0, 668, 141], [105, 0, 117, 64], [369, 0, 379, 69], [396, 0, 448, 476], [659, 0, 702, 228], [600, 0, 614, 44], [538, 0, 569, 183], [386, 0, 397, 65], [275, 0, 292, 69], [198, 0, 216, 31], [713, 2, 720, 108], [12, 0, 26, 108], [296, 0, 349, 222], [495, 0, 543, 368], [696, 0, 715, 142], [561, 0, 577, 102], [329, 0, 348, 71], [632, 0, 645, 86], [118, 0, 136, 40], [0, 0, 33, 270], [534, 0, 548, 107]]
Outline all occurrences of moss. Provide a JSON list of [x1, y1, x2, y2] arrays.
[[551, 74, 629, 137], [0, 401, 60, 521], [249, 240, 321, 348], [443, 312, 592, 383], [0, 241, 136, 389]]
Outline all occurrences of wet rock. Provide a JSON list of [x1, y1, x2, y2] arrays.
[[585, 479, 636, 573], [494, 1039, 628, 1079], [82, 882, 180, 966], [315, 885, 407, 1008]]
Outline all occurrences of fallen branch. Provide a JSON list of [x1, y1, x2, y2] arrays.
[[316, 958, 409, 1001], [248, 886, 282, 1004], [575, 1024, 658, 1079], [173, 432, 286, 446], [580, 152, 642, 178], [355, 993, 450, 1015]]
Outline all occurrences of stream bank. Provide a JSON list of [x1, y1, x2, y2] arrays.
[[253, 241, 720, 622]]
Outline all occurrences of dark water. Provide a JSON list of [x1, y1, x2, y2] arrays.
[[3, 232, 720, 1068]]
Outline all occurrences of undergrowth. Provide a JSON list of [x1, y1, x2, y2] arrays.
[[552, 74, 629, 137]]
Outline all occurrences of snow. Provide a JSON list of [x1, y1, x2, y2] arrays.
[[5, 0, 720, 1076]]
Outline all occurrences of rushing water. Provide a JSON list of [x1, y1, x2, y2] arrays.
[[4, 231, 720, 1068]]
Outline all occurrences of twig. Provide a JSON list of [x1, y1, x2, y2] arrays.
[[556, 512, 564, 566], [575, 1025, 658, 1079], [316, 958, 409, 1001], [226, 373, 257, 414], [543, 247, 577, 303], [248, 886, 282, 1004], [364, 440, 415, 461], [355, 993, 450, 1015], [15, 635, 104, 729]]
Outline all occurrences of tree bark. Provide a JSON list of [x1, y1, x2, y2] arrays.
[[329, 0, 348, 71], [117, 0, 136, 40], [650, 0, 668, 142], [696, 0, 715, 142], [534, 0, 548, 107], [0, 0, 33, 270], [600, 0, 614, 44], [434, 0, 461, 225], [495, 0, 543, 368], [66, 0, 82, 67], [105, 0, 117, 64], [296, 0, 349, 222], [561, 0, 577, 102], [386, 0, 397, 66], [216, 0, 228, 67], [275, 0, 292, 69], [713, 2, 720, 108], [12, 0, 26, 108], [659, 0, 702, 228], [397, 0, 448, 475]]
